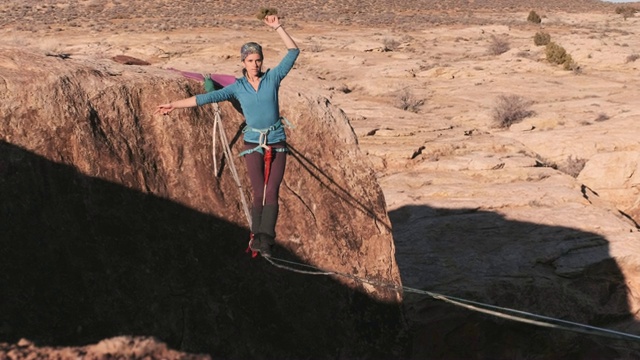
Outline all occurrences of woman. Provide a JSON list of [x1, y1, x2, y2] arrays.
[[155, 15, 300, 257]]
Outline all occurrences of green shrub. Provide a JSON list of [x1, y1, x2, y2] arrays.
[[545, 41, 578, 70], [545, 42, 568, 64], [256, 7, 277, 20], [563, 58, 580, 72], [533, 31, 551, 46], [527, 10, 542, 24]]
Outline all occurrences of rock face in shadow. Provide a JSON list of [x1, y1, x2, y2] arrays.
[[0, 48, 405, 359], [392, 204, 640, 359]]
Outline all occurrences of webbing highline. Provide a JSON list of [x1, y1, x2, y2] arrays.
[[211, 108, 640, 344], [264, 255, 640, 344], [212, 105, 252, 229]]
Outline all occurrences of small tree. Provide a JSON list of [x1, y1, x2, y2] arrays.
[[594, 113, 609, 122], [488, 35, 510, 55], [615, 6, 637, 20], [558, 156, 586, 178], [533, 31, 551, 46], [527, 10, 542, 24], [492, 95, 535, 128], [382, 37, 400, 52], [626, 54, 639, 63], [394, 88, 425, 113]]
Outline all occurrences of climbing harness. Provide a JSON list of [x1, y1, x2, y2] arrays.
[[237, 117, 294, 157], [238, 117, 293, 207]]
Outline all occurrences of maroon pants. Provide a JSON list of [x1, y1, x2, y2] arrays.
[[243, 141, 287, 210]]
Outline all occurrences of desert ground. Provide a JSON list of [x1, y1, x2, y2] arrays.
[[2, 0, 640, 358]]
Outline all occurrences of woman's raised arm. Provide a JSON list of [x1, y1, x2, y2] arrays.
[[264, 15, 298, 50]]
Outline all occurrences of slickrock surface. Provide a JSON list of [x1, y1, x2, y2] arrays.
[[2, 0, 640, 358]]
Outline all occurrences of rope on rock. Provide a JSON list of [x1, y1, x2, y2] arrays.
[[212, 105, 252, 228]]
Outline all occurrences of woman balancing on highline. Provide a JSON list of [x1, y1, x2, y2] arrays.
[[155, 14, 299, 257]]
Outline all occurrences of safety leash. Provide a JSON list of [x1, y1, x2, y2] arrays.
[[212, 105, 252, 228]]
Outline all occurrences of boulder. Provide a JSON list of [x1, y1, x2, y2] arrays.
[[111, 55, 151, 65], [578, 151, 640, 223], [0, 47, 405, 359]]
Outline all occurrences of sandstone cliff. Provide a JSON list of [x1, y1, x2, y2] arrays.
[[0, 47, 405, 358]]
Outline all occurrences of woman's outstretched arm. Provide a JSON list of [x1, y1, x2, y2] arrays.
[[154, 96, 197, 115], [264, 15, 298, 49], [155, 83, 235, 115]]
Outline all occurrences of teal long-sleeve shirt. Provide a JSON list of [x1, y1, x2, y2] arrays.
[[196, 48, 300, 144]]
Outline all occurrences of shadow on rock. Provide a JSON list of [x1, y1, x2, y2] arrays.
[[0, 141, 407, 359], [389, 205, 640, 359]]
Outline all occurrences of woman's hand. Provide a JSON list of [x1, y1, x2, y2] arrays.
[[154, 97, 198, 114], [154, 103, 174, 115], [266, 13, 297, 49], [263, 15, 281, 30]]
